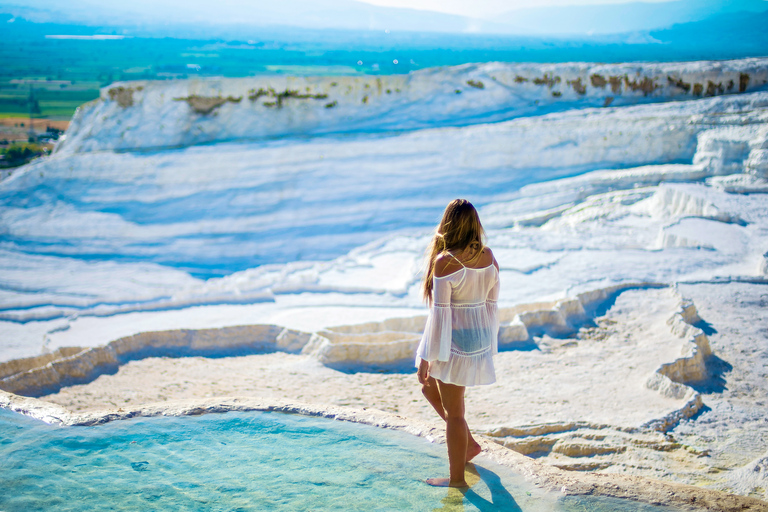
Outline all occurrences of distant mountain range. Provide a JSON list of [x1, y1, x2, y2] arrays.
[[495, 0, 768, 35], [650, 8, 768, 53], [1, 0, 767, 37]]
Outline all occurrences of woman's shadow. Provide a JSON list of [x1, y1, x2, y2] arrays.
[[432, 463, 522, 512]]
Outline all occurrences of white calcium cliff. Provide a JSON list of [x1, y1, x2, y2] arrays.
[[57, 59, 768, 154]]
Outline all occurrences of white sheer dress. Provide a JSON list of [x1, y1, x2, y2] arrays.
[[415, 254, 500, 386]]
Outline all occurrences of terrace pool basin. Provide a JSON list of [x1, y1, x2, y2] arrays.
[[0, 407, 679, 511]]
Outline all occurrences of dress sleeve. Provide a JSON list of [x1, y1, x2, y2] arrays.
[[415, 276, 453, 363], [486, 273, 500, 355]]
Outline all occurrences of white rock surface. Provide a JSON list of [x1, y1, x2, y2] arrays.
[[58, 59, 768, 153], [1, 89, 768, 336], [1, 58, 768, 503]]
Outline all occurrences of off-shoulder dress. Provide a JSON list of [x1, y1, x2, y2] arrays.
[[415, 253, 500, 386]]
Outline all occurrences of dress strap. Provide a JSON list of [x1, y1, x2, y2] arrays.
[[447, 252, 466, 268]]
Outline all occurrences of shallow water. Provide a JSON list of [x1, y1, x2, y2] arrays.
[[0, 408, 678, 511]]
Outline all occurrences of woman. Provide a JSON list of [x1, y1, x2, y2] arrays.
[[416, 199, 500, 488]]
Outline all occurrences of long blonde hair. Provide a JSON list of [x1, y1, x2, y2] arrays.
[[422, 199, 486, 304]]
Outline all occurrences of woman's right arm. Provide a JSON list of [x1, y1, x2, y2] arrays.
[[417, 358, 430, 384]]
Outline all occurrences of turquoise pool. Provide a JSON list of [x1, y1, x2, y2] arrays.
[[0, 408, 677, 511]]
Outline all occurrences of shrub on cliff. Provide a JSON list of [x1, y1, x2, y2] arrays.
[[0, 143, 47, 167]]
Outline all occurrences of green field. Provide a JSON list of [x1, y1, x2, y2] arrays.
[[0, 82, 100, 120]]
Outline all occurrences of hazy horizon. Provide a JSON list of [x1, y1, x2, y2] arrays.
[[2, 0, 767, 36], [358, 0, 681, 18]]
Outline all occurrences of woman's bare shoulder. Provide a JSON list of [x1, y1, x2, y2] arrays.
[[482, 247, 499, 270], [434, 253, 462, 278]]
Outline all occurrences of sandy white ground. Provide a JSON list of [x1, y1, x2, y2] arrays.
[[39, 287, 688, 427]]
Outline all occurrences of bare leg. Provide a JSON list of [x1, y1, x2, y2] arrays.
[[421, 376, 446, 420], [422, 377, 482, 461], [426, 380, 468, 488], [465, 437, 482, 462]]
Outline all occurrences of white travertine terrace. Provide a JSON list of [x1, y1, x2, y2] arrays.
[[0, 283, 712, 438], [1, 84, 767, 332], [1, 57, 768, 507]]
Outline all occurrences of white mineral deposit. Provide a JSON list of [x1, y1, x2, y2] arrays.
[[1, 58, 767, 510]]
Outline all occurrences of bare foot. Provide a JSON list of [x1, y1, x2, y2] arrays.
[[426, 477, 469, 488], [466, 442, 482, 462]]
